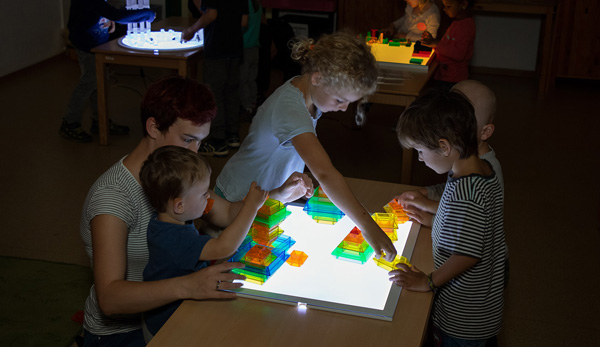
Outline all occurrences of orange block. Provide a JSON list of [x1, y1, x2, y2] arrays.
[[286, 250, 308, 267]]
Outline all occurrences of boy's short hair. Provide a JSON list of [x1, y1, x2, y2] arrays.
[[396, 89, 478, 159], [140, 146, 211, 213], [140, 75, 217, 136]]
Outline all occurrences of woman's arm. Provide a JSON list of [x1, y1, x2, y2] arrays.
[[292, 132, 397, 261], [90, 214, 244, 315]]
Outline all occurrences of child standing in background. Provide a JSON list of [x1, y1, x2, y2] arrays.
[[182, 0, 249, 157], [216, 31, 397, 261], [391, 89, 506, 345], [240, 0, 263, 116], [60, 0, 155, 142], [385, 0, 440, 42], [422, 0, 475, 89], [139, 145, 268, 342]]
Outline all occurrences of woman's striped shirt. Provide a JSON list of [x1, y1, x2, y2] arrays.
[[80, 157, 153, 335]]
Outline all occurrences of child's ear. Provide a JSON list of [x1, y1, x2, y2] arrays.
[[146, 117, 160, 139], [480, 124, 495, 141], [173, 198, 185, 215], [438, 139, 452, 157], [310, 72, 322, 87]]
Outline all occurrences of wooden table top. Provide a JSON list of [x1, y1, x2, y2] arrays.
[[148, 177, 434, 347]]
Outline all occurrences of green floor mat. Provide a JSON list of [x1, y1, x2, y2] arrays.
[[0, 256, 92, 347]]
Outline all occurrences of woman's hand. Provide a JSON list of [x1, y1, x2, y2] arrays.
[[179, 262, 247, 300]]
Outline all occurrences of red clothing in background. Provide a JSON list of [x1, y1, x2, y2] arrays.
[[434, 17, 476, 83]]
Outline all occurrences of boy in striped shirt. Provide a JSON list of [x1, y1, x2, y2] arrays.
[[390, 89, 506, 346]]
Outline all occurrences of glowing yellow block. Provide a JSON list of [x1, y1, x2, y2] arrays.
[[373, 255, 412, 272]]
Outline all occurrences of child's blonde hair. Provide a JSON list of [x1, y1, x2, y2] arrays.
[[290, 31, 378, 97]]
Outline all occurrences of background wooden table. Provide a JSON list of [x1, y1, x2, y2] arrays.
[[91, 17, 202, 145], [148, 177, 434, 347]]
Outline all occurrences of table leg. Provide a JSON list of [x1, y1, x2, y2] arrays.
[[537, 6, 555, 100], [95, 54, 109, 145], [178, 61, 188, 78]]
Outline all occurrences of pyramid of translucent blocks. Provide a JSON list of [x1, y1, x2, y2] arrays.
[[119, 0, 204, 51], [331, 226, 374, 264], [303, 186, 345, 224], [229, 199, 296, 285]]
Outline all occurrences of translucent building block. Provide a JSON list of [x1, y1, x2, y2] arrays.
[[270, 235, 296, 254], [243, 245, 273, 266], [331, 245, 374, 264], [341, 239, 370, 252], [314, 186, 328, 198], [344, 227, 365, 244], [256, 198, 285, 219], [383, 199, 410, 224], [372, 213, 398, 230], [373, 255, 412, 271], [253, 208, 291, 229], [286, 250, 308, 267], [250, 225, 284, 246]]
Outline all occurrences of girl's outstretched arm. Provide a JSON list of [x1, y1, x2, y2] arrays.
[[292, 132, 397, 261]]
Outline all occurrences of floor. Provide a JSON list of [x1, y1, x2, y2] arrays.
[[0, 53, 599, 346]]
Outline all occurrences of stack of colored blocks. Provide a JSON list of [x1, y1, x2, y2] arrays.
[[229, 199, 295, 284], [372, 212, 399, 241], [303, 186, 345, 225], [373, 255, 412, 271], [383, 198, 410, 225], [331, 226, 374, 264]]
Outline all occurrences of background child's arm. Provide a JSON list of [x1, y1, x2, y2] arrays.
[[292, 133, 397, 261], [182, 8, 217, 41], [434, 21, 476, 61], [389, 254, 478, 291], [199, 182, 268, 260]]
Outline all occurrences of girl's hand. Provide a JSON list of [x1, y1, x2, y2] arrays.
[[269, 172, 314, 203], [389, 264, 430, 292], [362, 226, 397, 262], [421, 30, 433, 41]]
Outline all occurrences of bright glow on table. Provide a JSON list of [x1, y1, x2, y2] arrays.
[[231, 204, 419, 320], [118, 29, 203, 52]]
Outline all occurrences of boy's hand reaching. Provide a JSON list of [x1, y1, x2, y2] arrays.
[[403, 205, 434, 227], [244, 182, 269, 210], [396, 190, 438, 214], [389, 264, 430, 292]]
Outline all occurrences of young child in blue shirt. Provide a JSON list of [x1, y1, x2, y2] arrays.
[[139, 145, 268, 342], [390, 89, 506, 345]]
